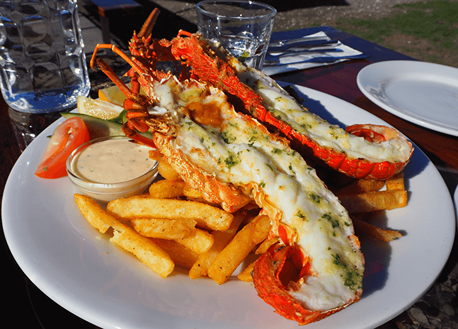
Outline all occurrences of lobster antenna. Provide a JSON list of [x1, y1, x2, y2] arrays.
[[138, 8, 160, 38]]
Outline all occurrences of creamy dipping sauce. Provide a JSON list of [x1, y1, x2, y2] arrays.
[[72, 139, 156, 183]]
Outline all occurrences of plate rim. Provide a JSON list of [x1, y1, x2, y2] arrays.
[[357, 60, 458, 136], [3, 83, 456, 329]]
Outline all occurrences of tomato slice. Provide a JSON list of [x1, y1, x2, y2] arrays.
[[35, 117, 91, 179]]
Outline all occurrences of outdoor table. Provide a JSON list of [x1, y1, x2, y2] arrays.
[[1, 26, 457, 328]]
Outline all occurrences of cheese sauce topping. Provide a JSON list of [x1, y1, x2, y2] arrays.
[[73, 139, 155, 183], [154, 78, 364, 311], [178, 92, 363, 310], [237, 67, 412, 163]]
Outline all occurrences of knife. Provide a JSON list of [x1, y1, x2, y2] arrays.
[[263, 53, 370, 66], [265, 48, 344, 62], [268, 38, 339, 52]]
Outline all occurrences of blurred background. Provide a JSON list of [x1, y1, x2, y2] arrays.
[[78, 0, 458, 67]]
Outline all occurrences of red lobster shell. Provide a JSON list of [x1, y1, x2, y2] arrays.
[[87, 9, 413, 327], [253, 244, 362, 325], [169, 32, 413, 180]]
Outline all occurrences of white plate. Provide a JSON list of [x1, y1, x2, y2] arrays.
[[357, 60, 458, 136], [454, 186, 458, 227], [3, 85, 456, 329]]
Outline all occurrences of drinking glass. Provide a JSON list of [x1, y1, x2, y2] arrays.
[[196, 0, 276, 70], [0, 0, 90, 149]]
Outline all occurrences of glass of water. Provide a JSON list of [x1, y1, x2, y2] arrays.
[[0, 0, 90, 149], [196, 0, 276, 70]]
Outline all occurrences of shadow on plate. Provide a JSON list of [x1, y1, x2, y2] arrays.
[[358, 211, 398, 299], [402, 146, 429, 183]]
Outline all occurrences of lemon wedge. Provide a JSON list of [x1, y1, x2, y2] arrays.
[[77, 96, 124, 120], [98, 84, 128, 106], [98, 83, 147, 106]]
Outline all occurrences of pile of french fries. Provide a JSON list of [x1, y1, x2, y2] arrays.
[[74, 154, 408, 281]]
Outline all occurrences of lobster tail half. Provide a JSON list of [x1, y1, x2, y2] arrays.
[[253, 243, 362, 326]]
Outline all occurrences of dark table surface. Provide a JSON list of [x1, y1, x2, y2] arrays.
[[2, 26, 457, 328]]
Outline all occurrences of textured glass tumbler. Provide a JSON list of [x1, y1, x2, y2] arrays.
[[0, 0, 90, 114], [196, 0, 276, 70]]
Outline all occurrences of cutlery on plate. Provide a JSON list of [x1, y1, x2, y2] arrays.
[[269, 35, 332, 47], [268, 38, 339, 52], [263, 53, 370, 66], [265, 48, 344, 62]]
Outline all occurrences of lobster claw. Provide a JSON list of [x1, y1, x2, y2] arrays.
[[252, 243, 340, 326]]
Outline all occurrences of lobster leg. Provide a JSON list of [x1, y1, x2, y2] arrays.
[[92, 53, 159, 148], [94, 57, 152, 112], [121, 122, 157, 148], [89, 7, 160, 70]]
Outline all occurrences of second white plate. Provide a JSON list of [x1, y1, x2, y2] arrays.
[[357, 60, 458, 136]]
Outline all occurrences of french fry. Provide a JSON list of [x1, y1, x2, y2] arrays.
[[255, 236, 279, 254], [175, 228, 214, 254], [339, 189, 408, 213], [385, 172, 405, 191], [252, 214, 273, 244], [107, 196, 234, 231], [352, 216, 402, 242], [238, 261, 255, 282], [153, 239, 199, 269], [335, 179, 385, 196], [188, 210, 246, 280], [208, 215, 271, 284], [149, 179, 187, 199], [241, 236, 279, 282], [75, 194, 119, 233], [136, 193, 152, 198], [158, 159, 182, 181], [74, 194, 174, 278], [131, 218, 197, 239], [147, 150, 182, 182]]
